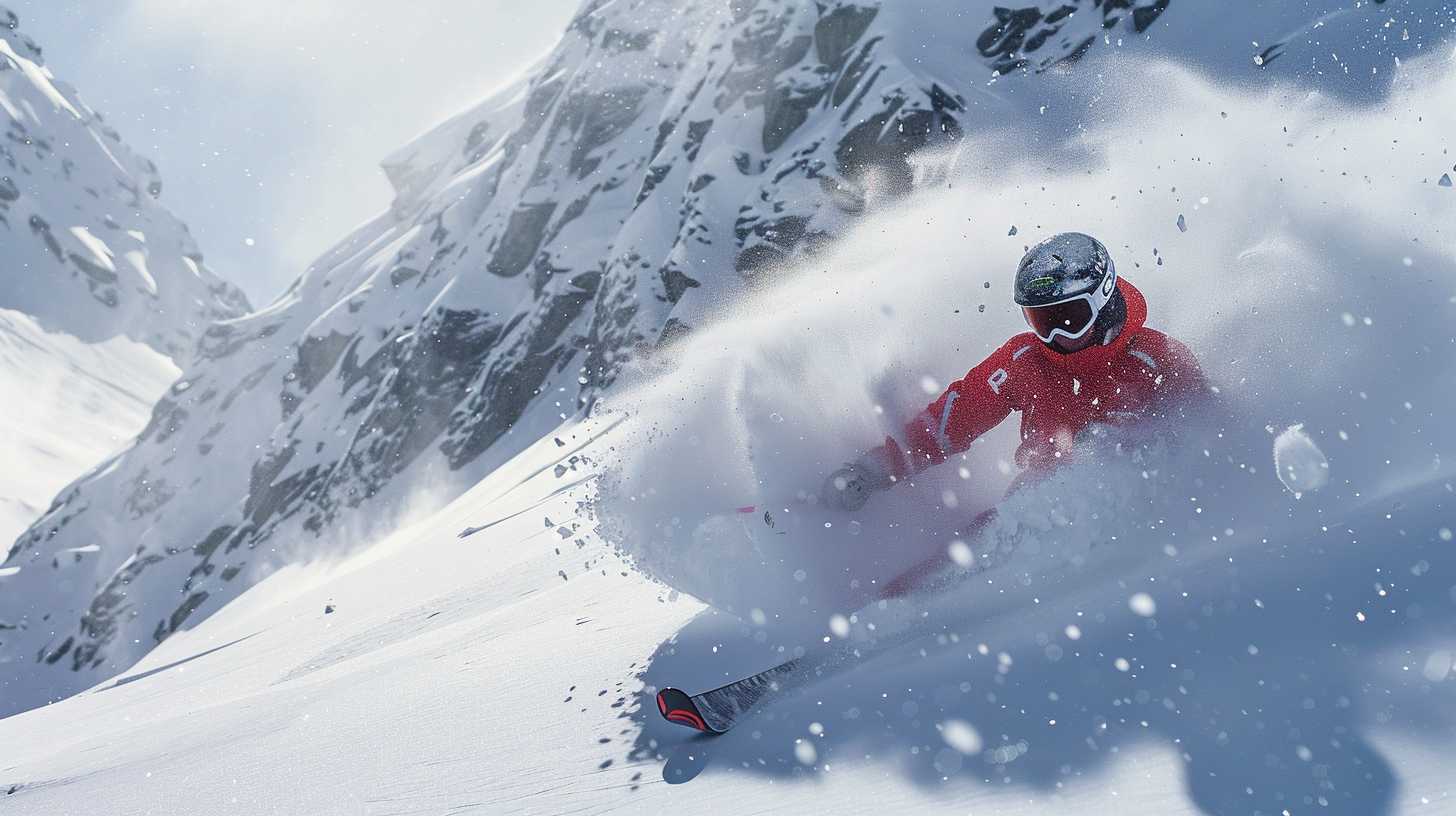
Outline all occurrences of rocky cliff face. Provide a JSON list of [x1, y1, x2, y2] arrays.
[[0, 0, 1182, 713], [0, 6, 250, 364]]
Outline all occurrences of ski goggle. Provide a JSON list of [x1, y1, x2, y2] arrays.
[[1020, 270, 1116, 344]]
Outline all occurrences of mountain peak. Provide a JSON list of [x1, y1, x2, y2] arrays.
[[0, 4, 251, 364]]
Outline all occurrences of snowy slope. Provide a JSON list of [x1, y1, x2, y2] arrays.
[[0, 416, 1453, 815], [2, 9, 1455, 816], [0, 308, 178, 549]]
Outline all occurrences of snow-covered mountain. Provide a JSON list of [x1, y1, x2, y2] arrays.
[[0, 6, 249, 361], [0, 0, 1448, 720], [0, 7, 249, 551]]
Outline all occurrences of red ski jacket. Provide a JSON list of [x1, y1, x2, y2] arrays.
[[868, 279, 1206, 482]]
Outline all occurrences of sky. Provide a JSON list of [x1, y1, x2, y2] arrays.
[[9, 1, 579, 306]]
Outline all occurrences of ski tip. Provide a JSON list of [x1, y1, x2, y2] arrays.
[[656, 687, 722, 735]]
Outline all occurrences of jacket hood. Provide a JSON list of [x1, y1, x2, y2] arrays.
[[1034, 278, 1148, 371]]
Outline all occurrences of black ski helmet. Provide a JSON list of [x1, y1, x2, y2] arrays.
[[1014, 232, 1116, 307], [1013, 232, 1125, 351]]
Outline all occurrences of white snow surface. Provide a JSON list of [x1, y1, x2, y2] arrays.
[[0, 308, 179, 549]]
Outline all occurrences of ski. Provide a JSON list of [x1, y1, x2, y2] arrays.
[[656, 614, 948, 735], [656, 647, 852, 735], [656, 657, 804, 735]]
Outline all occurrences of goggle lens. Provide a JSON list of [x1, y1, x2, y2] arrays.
[[1022, 298, 1095, 341]]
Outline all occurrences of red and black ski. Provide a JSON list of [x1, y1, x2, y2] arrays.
[[655, 656, 808, 735]]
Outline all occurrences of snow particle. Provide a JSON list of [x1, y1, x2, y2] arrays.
[[1422, 651, 1452, 683], [947, 539, 974, 567], [244, 237, 255, 246], [1065, 624, 1082, 640], [919, 376, 941, 395], [750, 608, 767, 626], [1341, 312, 1357, 327], [1114, 657, 1131, 672], [793, 569, 808, 583], [808, 721, 825, 736], [940, 719, 983, 755], [1176, 214, 1188, 233], [1008, 225, 1018, 236], [828, 614, 850, 639], [934, 748, 964, 775], [1128, 592, 1157, 617], [1439, 527, 1453, 542], [1273, 423, 1330, 497], [794, 738, 818, 765], [1439, 173, 1453, 188], [1296, 745, 1314, 762]]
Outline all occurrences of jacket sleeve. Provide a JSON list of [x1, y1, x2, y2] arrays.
[[866, 342, 1018, 480]]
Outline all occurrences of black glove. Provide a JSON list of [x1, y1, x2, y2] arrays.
[[820, 458, 892, 512]]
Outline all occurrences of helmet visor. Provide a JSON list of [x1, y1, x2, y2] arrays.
[[1022, 296, 1096, 342]]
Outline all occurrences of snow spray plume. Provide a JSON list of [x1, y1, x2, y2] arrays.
[[594, 52, 1456, 634]]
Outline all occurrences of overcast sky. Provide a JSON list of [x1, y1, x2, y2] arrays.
[[10, 1, 579, 306]]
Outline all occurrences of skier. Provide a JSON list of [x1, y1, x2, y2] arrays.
[[820, 232, 1207, 595]]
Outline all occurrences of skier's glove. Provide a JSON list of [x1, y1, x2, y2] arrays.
[[820, 457, 893, 512]]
